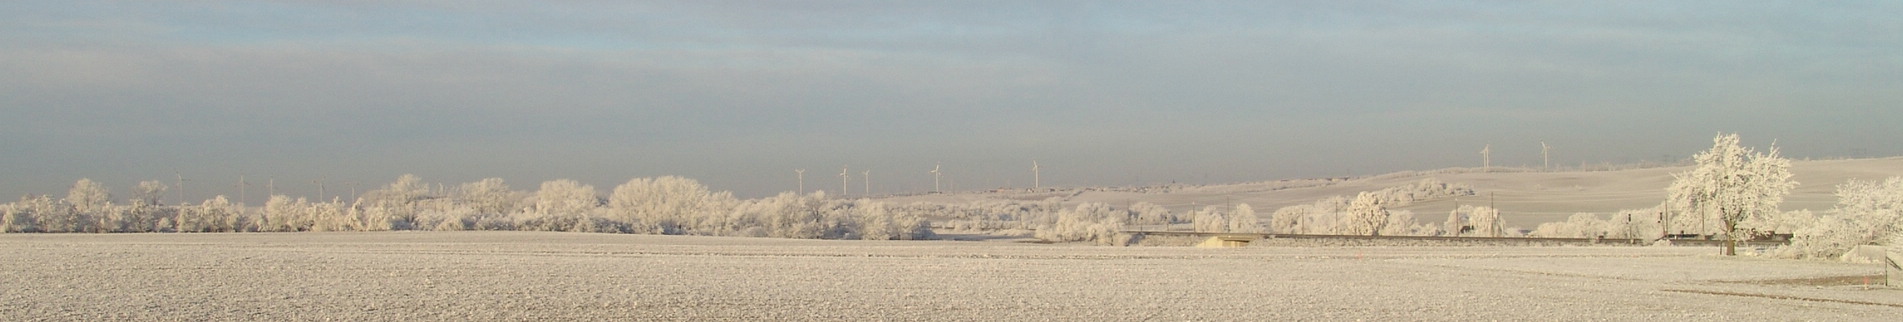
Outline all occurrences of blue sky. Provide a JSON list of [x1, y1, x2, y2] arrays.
[[4, 1, 1899, 202]]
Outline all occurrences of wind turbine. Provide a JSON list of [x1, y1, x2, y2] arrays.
[[930, 163, 942, 193], [238, 174, 249, 206], [1541, 141, 1552, 170], [795, 169, 805, 194], [1481, 144, 1492, 172], [1032, 160, 1041, 190], [314, 178, 326, 201], [862, 169, 871, 196], [175, 172, 188, 205], [840, 165, 850, 198]]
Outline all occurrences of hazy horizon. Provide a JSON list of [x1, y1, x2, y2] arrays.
[[6, 1, 1900, 201]]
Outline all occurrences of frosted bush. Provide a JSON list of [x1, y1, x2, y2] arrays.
[[1192, 206, 1227, 233], [1035, 203, 1129, 245], [1229, 204, 1261, 233], [1789, 177, 1903, 259], [608, 177, 735, 234], [1379, 210, 1415, 236], [1129, 202, 1174, 226]]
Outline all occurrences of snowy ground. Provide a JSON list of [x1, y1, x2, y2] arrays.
[[876, 157, 1903, 225], [3, 231, 1897, 320]]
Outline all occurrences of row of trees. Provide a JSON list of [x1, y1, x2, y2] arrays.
[[9, 133, 1894, 256], [1521, 133, 1901, 259], [1268, 178, 1483, 236], [0, 174, 1545, 244], [2, 176, 931, 241]]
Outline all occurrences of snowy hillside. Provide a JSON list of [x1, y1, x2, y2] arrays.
[[874, 157, 1903, 226]]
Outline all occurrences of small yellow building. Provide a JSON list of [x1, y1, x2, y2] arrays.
[[1196, 234, 1262, 248]]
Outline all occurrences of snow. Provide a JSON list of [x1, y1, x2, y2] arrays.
[[3, 231, 1897, 320], [875, 157, 1903, 227]]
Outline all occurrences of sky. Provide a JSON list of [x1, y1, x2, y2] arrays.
[[4, 1, 1900, 203]]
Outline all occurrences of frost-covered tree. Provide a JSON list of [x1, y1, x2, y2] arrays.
[[354, 174, 433, 230], [1192, 206, 1228, 233], [608, 176, 734, 234], [1533, 213, 1608, 238], [524, 179, 598, 231], [747, 191, 835, 239], [1468, 206, 1503, 237], [1343, 192, 1390, 236], [308, 200, 355, 232], [1036, 203, 1128, 245], [0, 202, 23, 233], [1826, 177, 1903, 246], [1790, 177, 1903, 259], [67, 179, 111, 215], [3, 195, 60, 233], [1270, 204, 1310, 234], [261, 195, 313, 232], [177, 196, 240, 232], [857, 202, 931, 240], [1667, 133, 1796, 255], [1606, 208, 1664, 240], [1129, 202, 1174, 226], [1443, 208, 1466, 236], [133, 181, 167, 207], [22, 194, 82, 233], [456, 178, 517, 216], [1227, 203, 1261, 233], [1380, 210, 1418, 236]]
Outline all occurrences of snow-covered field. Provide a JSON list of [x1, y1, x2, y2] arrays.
[[879, 157, 1903, 226], [3, 231, 1897, 320]]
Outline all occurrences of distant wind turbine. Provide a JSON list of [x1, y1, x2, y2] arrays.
[[1032, 160, 1041, 190], [175, 172, 187, 205], [238, 174, 249, 206], [840, 166, 850, 198], [1541, 141, 1552, 170], [930, 163, 942, 193], [862, 169, 871, 196], [795, 169, 805, 194], [1481, 144, 1492, 172]]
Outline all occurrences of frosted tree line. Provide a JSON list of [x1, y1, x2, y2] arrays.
[[2, 174, 1482, 244], [1268, 178, 1480, 236], [2, 175, 931, 241], [7, 133, 1897, 253], [1520, 133, 1902, 259]]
